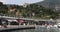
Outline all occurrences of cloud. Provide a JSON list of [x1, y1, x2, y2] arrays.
[[28, 0, 43, 4], [0, 0, 4, 2], [0, 0, 43, 5]]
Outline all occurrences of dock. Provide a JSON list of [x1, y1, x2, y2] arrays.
[[0, 25, 35, 31]]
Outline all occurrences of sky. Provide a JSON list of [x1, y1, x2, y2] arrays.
[[0, 0, 43, 5]]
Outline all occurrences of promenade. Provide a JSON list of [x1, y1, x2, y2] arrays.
[[0, 25, 35, 31]]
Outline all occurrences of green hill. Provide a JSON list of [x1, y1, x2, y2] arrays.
[[36, 0, 60, 10], [0, 2, 59, 19]]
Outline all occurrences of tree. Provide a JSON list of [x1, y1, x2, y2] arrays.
[[0, 2, 3, 6]]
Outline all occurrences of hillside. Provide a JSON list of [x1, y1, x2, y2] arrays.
[[0, 2, 59, 19], [36, 0, 60, 11]]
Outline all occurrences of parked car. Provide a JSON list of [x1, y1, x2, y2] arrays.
[[57, 23, 60, 28]]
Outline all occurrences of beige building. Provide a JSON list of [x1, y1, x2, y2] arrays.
[[56, 19, 60, 23], [8, 7, 19, 17]]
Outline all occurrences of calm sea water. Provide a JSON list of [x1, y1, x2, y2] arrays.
[[10, 26, 60, 32]]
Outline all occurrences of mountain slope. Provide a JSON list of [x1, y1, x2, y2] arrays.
[[35, 0, 60, 12], [36, 0, 60, 7]]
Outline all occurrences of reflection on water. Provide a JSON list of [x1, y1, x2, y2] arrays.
[[10, 26, 59, 32]]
